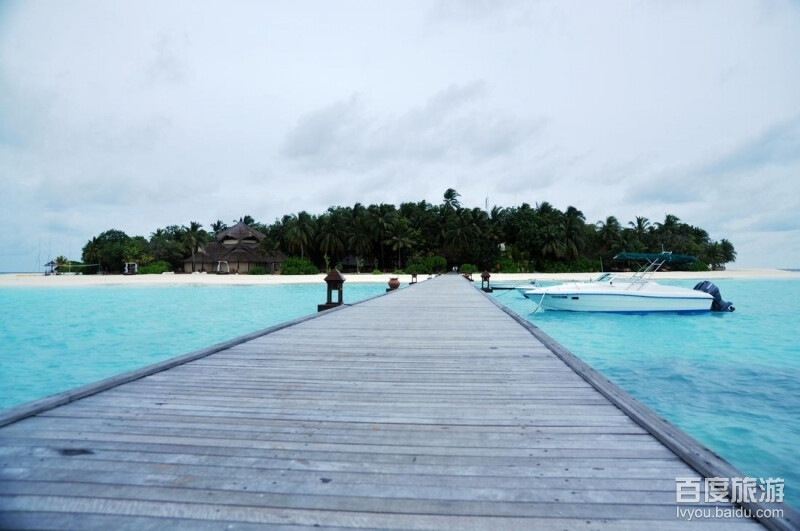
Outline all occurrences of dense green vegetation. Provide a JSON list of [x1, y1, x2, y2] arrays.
[[280, 257, 321, 275], [81, 189, 736, 274]]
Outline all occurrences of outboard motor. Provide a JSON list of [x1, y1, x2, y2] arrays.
[[694, 281, 735, 312]]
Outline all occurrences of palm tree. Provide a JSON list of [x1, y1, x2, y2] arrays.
[[629, 216, 650, 233], [317, 209, 346, 265], [489, 205, 506, 226], [704, 242, 723, 269], [443, 188, 461, 210], [54, 255, 69, 273], [123, 237, 150, 265], [149, 228, 169, 263], [401, 200, 439, 256], [285, 212, 315, 260], [348, 205, 372, 267], [540, 224, 566, 260], [689, 226, 710, 247], [211, 220, 227, 235], [654, 214, 681, 251], [487, 206, 506, 243], [719, 239, 737, 265], [561, 206, 585, 260], [629, 216, 650, 248], [384, 218, 418, 270], [444, 209, 480, 262], [181, 221, 208, 273], [535, 201, 555, 217], [82, 236, 103, 274], [476, 205, 505, 266], [284, 216, 303, 259], [596, 216, 622, 255], [366, 204, 398, 269]]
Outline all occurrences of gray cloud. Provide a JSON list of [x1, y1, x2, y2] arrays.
[[1, 1, 799, 270], [623, 165, 705, 206], [145, 33, 191, 87], [428, 0, 533, 31], [282, 82, 545, 173], [700, 115, 800, 177], [623, 115, 800, 236], [281, 95, 364, 161]]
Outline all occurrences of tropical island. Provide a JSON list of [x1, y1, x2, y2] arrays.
[[70, 189, 736, 276]]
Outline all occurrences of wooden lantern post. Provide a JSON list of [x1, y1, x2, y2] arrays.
[[481, 270, 492, 293], [318, 269, 346, 312]]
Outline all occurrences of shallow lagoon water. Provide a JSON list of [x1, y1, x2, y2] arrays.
[[0, 282, 385, 410], [494, 278, 800, 509]]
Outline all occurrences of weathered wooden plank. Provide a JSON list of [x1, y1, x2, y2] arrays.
[[94, 390, 611, 403], [0, 483, 750, 520], [0, 458, 691, 491], [0, 471, 705, 505], [0, 495, 766, 529], [33, 411, 649, 434], [0, 480, 752, 523], [0, 506, 765, 531], [0, 448, 692, 480], [21, 404, 642, 427], [27, 402, 629, 420], [0, 512, 317, 531], [2, 417, 663, 448], [0, 430, 680, 459]]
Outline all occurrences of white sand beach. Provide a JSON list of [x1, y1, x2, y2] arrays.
[[1, 268, 797, 288]]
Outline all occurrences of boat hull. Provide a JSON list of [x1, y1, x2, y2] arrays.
[[530, 292, 713, 313], [523, 281, 714, 313]]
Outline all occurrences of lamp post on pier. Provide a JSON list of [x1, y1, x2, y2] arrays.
[[318, 269, 346, 312]]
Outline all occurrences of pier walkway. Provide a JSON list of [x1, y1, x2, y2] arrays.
[[0, 275, 793, 529]]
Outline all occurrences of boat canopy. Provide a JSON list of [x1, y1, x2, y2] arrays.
[[613, 252, 696, 264]]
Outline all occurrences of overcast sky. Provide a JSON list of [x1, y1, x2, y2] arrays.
[[1, 0, 799, 271]]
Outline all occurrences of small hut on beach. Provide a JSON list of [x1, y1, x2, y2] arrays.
[[43, 261, 57, 275], [182, 221, 286, 274]]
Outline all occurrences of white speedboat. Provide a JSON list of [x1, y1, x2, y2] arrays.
[[521, 253, 734, 313]]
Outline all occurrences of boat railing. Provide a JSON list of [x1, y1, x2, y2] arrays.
[[614, 251, 697, 282], [630, 255, 670, 280], [605, 256, 669, 291]]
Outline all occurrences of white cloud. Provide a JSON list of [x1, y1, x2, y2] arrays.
[[281, 82, 545, 174], [1, 1, 799, 270]]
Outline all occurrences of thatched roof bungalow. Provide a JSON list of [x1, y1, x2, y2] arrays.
[[182, 222, 286, 274]]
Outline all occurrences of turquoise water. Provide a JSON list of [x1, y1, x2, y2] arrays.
[[0, 283, 385, 410], [494, 278, 800, 509]]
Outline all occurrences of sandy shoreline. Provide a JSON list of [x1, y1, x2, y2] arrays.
[[1, 268, 797, 287]]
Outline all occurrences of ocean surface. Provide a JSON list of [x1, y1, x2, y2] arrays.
[[493, 277, 800, 509], [0, 282, 386, 410]]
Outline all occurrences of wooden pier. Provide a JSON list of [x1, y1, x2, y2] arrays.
[[1, 275, 796, 529]]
